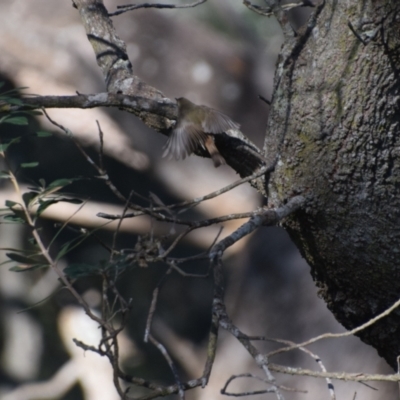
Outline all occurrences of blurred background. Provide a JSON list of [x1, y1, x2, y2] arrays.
[[0, 0, 395, 399]]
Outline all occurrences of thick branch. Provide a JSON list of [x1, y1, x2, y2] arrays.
[[69, 0, 268, 185], [18, 93, 176, 132]]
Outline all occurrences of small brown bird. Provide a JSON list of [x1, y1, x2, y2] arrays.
[[163, 97, 240, 167]]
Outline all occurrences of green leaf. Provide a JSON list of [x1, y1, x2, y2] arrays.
[[4, 98, 24, 106], [58, 198, 83, 205], [0, 259, 13, 267], [5, 200, 19, 208], [0, 86, 28, 96], [36, 199, 59, 216], [6, 252, 38, 264], [22, 191, 37, 207], [21, 162, 39, 168], [0, 247, 28, 252], [3, 116, 28, 125], [47, 178, 75, 190], [64, 263, 103, 279], [0, 171, 10, 179], [0, 143, 10, 152], [3, 212, 27, 224], [36, 131, 52, 137], [26, 186, 40, 193], [56, 241, 72, 260], [0, 137, 21, 152], [55, 229, 92, 261], [9, 264, 48, 272], [22, 110, 42, 116], [36, 197, 83, 217]]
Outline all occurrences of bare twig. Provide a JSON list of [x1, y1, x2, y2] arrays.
[[166, 165, 270, 212], [259, 337, 335, 400], [211, 257, 284, 400], [221, 373, 306, 396], [267, 363, 400, 383], [268, 295, 400, 358], [243, 0, 314, 17], [96, 119, 105, 171], [347, 21, 367, 45], [144, 268, 172, 343], [167, 260, 209, 278], [148, 334, 185, 400], [258, 94, 271, 105], [9, 93, 176, 122], [110, 191, 134, 261], [109, 0, 207, 17], [209, 195, 305, 260], [99, 164, 271, 225]]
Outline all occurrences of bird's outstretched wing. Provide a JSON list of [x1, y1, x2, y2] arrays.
[[163, 121, 208, 160], [200, 107, 240, 134]]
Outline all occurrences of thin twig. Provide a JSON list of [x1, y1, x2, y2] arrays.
[[268, 363, 400, 383], [221, 373, 306, 396], [209, 196, 305, 260], [167, 261, 209, 278], [5, 167, 107, 329], [111, 191, 134, 261], [259, 337, 335, 400], [268, 295, 400, 358], [96, 119, 105, 171], [144, 268, 172, 342], [166, 164, 270, 211], [243, 0, 314, 17], [258, 94, 271, 105], [347, 21, 367, 45], [211, 257, 284, 400], [148, 334, 185, 400], [109, 0, 207, 17]]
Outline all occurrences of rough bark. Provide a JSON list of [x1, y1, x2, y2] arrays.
[[265, 0, 400, 368]]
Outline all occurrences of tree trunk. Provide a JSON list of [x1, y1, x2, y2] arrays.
[[265, 1, 400, 368]]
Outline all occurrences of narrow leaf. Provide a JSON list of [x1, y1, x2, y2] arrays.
[[36, 199, 59, 216], [5, 200, 19, 208], [0, 143, 10, 152], [22, 192, 37, 207], [21, 162, 39, 168], [3, 212, 26, 224], [36, 131, 52, 137], [3, 116, 28, 125], [64, 263, 102, 279], [5, 98, 24, 105], [23, 110, 42, 116], [0, 86, 28, 96], [47, 178, 74, 189], [9, 264, 48, 272], [58, 198, 83, 205], [6, 252, 38, 264], [0, 137, 21, 152], [56, 241, 72, 260]]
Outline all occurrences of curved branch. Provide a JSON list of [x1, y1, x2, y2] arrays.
[[68, 0, 268, 186]]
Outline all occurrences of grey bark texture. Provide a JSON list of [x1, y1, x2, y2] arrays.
[[265, 1, 400, 368]]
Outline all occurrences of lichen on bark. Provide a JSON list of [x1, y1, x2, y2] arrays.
[[265, 1, 400, 368]]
